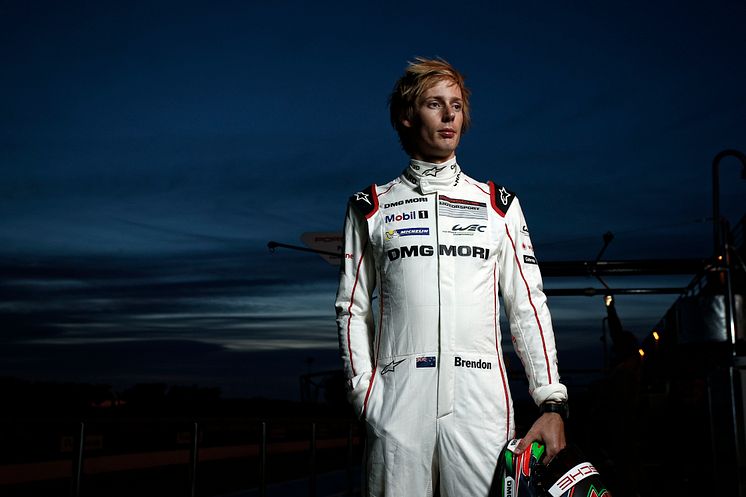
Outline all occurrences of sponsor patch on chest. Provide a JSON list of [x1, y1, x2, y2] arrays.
[[385, 227, 430, 240], [438, 195, 487, 220]]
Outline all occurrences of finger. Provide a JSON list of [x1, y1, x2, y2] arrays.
[[541, 445, 558, 465], [514, 433, 535, 454], [541, 437, 566, 464]]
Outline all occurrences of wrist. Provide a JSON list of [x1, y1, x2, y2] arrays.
[[540, 400, 569, 421]]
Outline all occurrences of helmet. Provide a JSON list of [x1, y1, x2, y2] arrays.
[[492, 439, 612, 497]]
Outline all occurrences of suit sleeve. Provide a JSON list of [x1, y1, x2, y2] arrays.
[[335, 201, 377, 417], [498, 197, 567, 406]]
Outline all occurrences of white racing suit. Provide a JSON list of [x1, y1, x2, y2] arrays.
[[335, 157, 567, 497]]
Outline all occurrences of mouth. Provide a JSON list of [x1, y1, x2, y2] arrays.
[[438, 128, 457, 138]]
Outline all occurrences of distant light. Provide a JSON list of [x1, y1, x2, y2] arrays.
[[638, 348, 645, 357], [652, 331, 660, 341], [717, 255, 723, 261], [604, 295, 613, 307]]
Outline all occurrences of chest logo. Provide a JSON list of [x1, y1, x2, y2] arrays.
[[452, 224, 486, 232], [438, 195, 487, 220], [385, 227, 430, 240], [381, 358, 406, 375]]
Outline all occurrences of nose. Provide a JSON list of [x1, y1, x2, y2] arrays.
[[442, 105, 455, 122]]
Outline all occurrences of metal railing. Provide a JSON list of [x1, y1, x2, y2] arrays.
[[0, 416, 362, 497]]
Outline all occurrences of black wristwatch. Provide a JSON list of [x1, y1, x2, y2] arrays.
[[540, 401, 569, 421]]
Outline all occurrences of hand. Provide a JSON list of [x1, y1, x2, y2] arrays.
[[514, 413, 566, 464]]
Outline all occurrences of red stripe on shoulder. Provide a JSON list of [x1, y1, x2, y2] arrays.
[[466, 178, 490, 195], [488, 181, 506, 217], [366, 184, 379, 219]]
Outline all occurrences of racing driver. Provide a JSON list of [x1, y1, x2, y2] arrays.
[[335, 57, 568, 497]]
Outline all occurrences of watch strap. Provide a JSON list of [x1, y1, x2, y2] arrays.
[[540, 401, 569, 421]]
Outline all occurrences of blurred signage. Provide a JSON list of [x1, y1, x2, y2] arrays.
[[301, 232, 343, 265]]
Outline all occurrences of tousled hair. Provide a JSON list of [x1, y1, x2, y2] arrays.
[[389, 57, 471, 156]]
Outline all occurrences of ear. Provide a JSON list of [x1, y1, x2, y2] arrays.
[[401, 118, 413, 129]]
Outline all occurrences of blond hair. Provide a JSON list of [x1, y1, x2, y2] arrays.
[[389, 57, 471, 156]]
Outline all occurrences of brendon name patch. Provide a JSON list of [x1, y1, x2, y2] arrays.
[[454, 356, 492, 369], [416, 356, 436, 368]]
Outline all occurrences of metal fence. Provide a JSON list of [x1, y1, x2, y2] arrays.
[[0, 417, 362, 497]]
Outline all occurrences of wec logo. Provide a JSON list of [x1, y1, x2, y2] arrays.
[[451, 224, 486, 232]]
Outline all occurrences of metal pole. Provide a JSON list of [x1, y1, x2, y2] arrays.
[[601, 317, 609, 371], [725, 266, 738, 353], [71, 421, 85, 497], [309, 422, 317, 497], [706, 374, 720, 490], [728, 366, 745, 496], [267, 241, 341, 258], [189, 421, 199, 497], [260, 421, 267, 497], [711, 149, 746, 259]]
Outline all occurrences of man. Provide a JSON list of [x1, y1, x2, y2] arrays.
[[335, 57, 568, 497]]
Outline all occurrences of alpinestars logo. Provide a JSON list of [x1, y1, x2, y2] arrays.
[[422, 166, 445, 177], [498, 187, 511, 205], [381, 358, 406, 375], [354, 192, 371, 205]]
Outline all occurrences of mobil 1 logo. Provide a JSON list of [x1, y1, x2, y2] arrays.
[[384, 210, 429, 224]]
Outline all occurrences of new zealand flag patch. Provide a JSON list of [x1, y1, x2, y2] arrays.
[[416, 356, 436, 368]]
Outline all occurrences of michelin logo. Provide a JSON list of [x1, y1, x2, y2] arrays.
[[385, 227, 430, 240]]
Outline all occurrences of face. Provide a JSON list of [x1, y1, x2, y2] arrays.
[[402, 79, 464, 163]]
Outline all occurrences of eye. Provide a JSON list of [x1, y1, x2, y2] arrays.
[[452, 103, 462, 111], [427, 101, 441, 109]]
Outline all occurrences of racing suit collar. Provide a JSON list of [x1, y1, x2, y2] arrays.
[[401, 157, 461, 194]]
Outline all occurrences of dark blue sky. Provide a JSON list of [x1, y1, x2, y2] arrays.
[[1, 0, 744, 399]]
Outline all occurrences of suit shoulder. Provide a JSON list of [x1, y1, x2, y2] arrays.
[[349, 184, 379, 219], [487, 181, 517, 217]]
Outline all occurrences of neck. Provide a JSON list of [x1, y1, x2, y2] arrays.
[[410, 153, 456, 165], [409, 156, 458, 170]]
